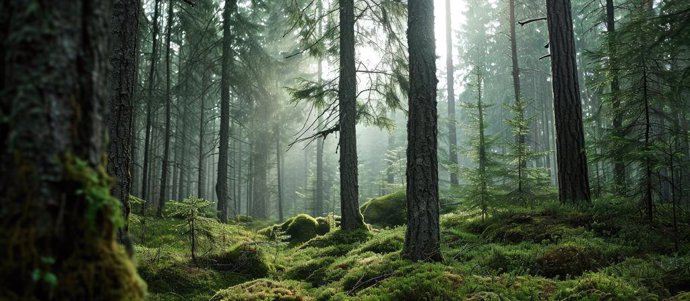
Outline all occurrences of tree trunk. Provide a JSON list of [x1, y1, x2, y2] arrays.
[[510, 0, 527, 179], [404, 0, 443, 262], [277, 127, 284, 222], [545, 0, 592, 204], [338, 0, 366, 230], [606, 0, 625, 191], [216, 0, 236, 223], [141, 0, 161, 211], [0, 1, 146, 298], [157, 0, 174, 217], [445, 0, 459, 187], [198, 72, 207, 199], [108, 0, 140, 246]]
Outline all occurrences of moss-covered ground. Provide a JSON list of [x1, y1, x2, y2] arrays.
[[132, 199, 690, 300]]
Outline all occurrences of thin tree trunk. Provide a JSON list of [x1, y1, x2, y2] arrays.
[[141, 0, 161, 212], [338, 0, 366, 230], [510, 0, 526, 183], [277, 128, 284, 222], [404, 0, 443, 262], [157, 0, 174, 217], [108, 0, 140, 246], [546, 0, 592, 204], [198, 73, 207, 199], [606, 0, 625, 191], [0, 1, 146, 298], [445, 0, 459, 187]]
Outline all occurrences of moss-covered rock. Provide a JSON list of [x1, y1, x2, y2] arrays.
[[301, 229, 372, 249], [205, 243, 272, 278], [466, 211, 591, 243], [286, 214, 320, 245], [210, 279, 310, 301], [361, 191, 406, 227], [315, 217, 331, 235], [536, 245, 604, 278]]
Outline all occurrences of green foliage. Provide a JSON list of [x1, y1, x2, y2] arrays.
[[64, 154, 123, 229], [259, 214, 327, 246], [360, 191, 406, 227], [166, 197, 221, 261]]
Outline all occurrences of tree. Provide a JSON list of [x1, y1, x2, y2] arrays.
[[217, 0, 237, 223], [403, 0, 443, 262], [545, 0, 592, 204], [141, 0, 162, 207], [445, 0, 459, 187], [509, 0, 527, 180], [605, 0, 625, 191], [338, 0, 366, 230], [157, 0, 175, 217], [0, 1, 146, 298], [108, 0, 141, 245]]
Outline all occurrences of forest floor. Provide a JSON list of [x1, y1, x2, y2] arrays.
[[131, 197, 690, 301]]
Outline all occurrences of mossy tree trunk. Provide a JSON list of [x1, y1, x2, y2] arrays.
[[108, 0, 140, 246], [545, 0, 592, 204], [404, 0, 443, 262], [338, 0, 366, 231], [0, 1, 146, 299]]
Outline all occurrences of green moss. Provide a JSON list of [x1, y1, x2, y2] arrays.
[[203, 243, 273, 278], [315, 217, 331, 235], [465, 211, 590, 244], [285, 257, 337, 286], [360, 191, 406, 228], [535, 245, 604, 278], [554, 272, 655, 300], [210, 279, 310, 301], [141, 263, 247, 300], [353, 228, 404, 255], [301, 229, 372, 249], [286, 214, 320, 246]]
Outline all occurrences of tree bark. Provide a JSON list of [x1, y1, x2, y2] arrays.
[[0, 1, 146, 298], [141, 0, 161, 211], [108, 0, 140, 246], [198, 72, 208, 199], [404, 0, 443, 262], [338, 0, 366, 230], [545, 0, 592, 204], [510, 0, 527, 183], [606, 0, 625, 191], [157, 0, 174, 217], [216, 0, 236, 223], [445, 0, 459, 187], [277, 127, 284, 222]]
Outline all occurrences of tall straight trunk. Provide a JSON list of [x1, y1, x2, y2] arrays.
[[0, 1, 146, 298], [404, 0, 443, 262], [216, 0, 236, 222], [108, 0, 140, 245], [338, 0, 366, 230], [386, 111, 397, 187], [142, 0, 161, 211], [606, 0, 625, 191], [315, 0, 325, 215], [477, 70, 488, 218], [545, 0, 592, 204], [198, 73, 207, 199], [277, 128, 284, 222], [510, 0, 528, 193], [157, 0, 174, 217], [251, 135, 268, 218], [247, 146, 253, 215], [445, 0, 459, 187], [237, 132, 243, 213]]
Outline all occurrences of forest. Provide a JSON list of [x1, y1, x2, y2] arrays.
[[1, 0, 690, 300]]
